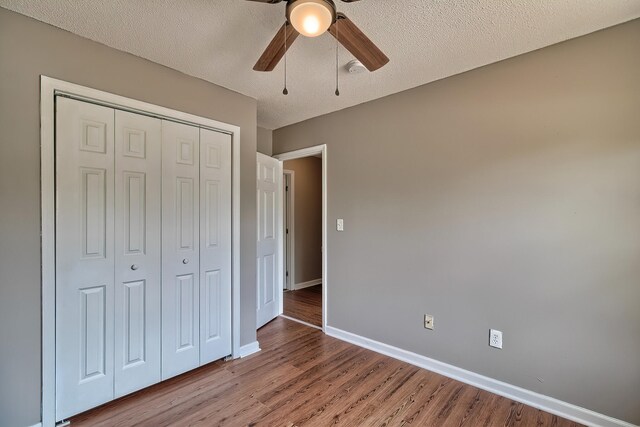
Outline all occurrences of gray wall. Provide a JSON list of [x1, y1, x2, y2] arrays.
[[0, 8, 257, 427], [284, 158, 322, 285], [274, 19, 640, 424], [257, 126, 273, 156]]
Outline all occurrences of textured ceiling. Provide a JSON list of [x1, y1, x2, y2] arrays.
[[2, 1, 639, 129]]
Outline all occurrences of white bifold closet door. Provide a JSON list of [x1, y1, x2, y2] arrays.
[[56, 99, 163, 419], [113, 110, 162, 398], [199, 128, 232, 364], [56, 97, 232, 419], [161, 122, 232, 379], [161, 121, 201, 379], [56, 97, 116, 419]]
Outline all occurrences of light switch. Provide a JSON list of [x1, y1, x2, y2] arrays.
[[337, 219, 344, 232]]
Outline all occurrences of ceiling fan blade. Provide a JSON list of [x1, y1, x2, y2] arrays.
[[245, 0, 284, 3], [253, 22, 300, 72], [328, 13, 389, 72]]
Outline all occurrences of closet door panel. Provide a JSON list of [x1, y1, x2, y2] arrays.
[[55, 97, 115, 420], [199, 129, 232, 364], [162, 120, 201, 379], [114, 110, 162, 397]]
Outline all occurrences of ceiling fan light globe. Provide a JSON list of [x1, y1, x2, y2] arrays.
[[288, 0, 335, 38], [303, 15, 321, 35]]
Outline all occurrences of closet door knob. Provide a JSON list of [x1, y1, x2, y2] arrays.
[[182, 258, 189, 264], [131, 264, 139, 271]]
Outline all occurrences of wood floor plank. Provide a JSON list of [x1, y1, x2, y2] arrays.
[[355, 368, 448, 427], [70, 364, 235, 426], [255, 346, 370, 408], [393, 374, 456, 425], [310, 362, 418, 426], [251, 350, 388, 426], [172, 394, 270, 427], [70, 317, 583, 427]]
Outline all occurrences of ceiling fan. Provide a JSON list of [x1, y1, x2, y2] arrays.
[[247, 0, 389, 73]]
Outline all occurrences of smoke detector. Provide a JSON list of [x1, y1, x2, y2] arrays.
[[345, 59, 366, 74]]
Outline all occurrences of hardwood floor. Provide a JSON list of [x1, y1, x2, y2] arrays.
[[70, 317, 582, 427], [283, 284, 322, 327]]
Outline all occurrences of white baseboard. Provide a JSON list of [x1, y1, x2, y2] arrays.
[[28, 423, 43, 427], [325, 326, 636, 427], [294, 278, 322, 290], [238, 341, 261, 358]]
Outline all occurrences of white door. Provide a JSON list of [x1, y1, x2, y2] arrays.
[[256, 153, 283, 328], [114, 110, 162, 397], [56, 97, 115, 419], [199, 129, 233, 364], [162, 120, 201, 379]]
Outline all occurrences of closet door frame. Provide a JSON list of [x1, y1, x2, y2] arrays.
[[40, 76, 242, 427]]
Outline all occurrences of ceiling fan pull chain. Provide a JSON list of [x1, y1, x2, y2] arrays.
[[335, 19, 340, 96], [283, 21, 289, 95]]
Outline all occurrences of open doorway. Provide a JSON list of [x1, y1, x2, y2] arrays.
[[275, 145, 327, 331], [281, 157, 322, 327]]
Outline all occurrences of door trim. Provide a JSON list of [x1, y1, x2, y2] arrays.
[[283, 170, 295, 292], [274, 146, 327, 332], [40, 76, 242, 427]]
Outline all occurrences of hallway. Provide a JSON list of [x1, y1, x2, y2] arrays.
[[283, 284, 322, 327]]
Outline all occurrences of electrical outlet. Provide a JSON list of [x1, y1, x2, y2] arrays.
[[489, 329, 503, 349], [424, 314, 434, 330]]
